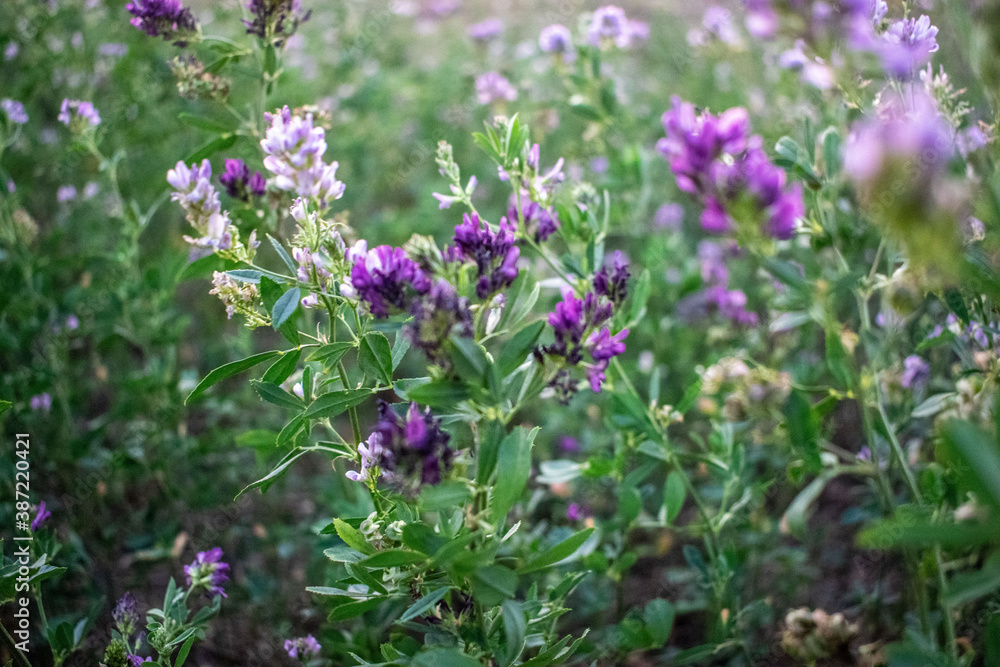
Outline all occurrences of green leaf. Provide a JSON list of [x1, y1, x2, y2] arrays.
[[943, 552, 1000, 607], [303, 388, 374, 420], [519, 528, 595, 574], [323, 545, 365, 563], [819, 126, 841, 179], [501, 600, 527, 666], [262, 349, 300, 385], [399, 586, 450, 623], [476, 420, 506, 485], [0, 400, 12, 417], [783, 391, 822, 472], [824, 327, 852, 388], [411, 648, 482, 667], [186, 351, 282, 403], [236, 449, 307, 497], [251, 380, 304, 410], [266, 234, 298, 275], [333, 518, 376, 556], [942, 419, 1000, 509], [177, 112, 232, 134], [400, 379, 469, 408], [174, 634, 197, 667], [664, 472, 686, 525], [644, 598, 676, 647], [358, 550, 428, 569], [264, 44, 277, 75], [226, 269, 263, 284], [450, 335, 488, 381], [401, 523, 447, 555], [782, 470, 838, 539], [491, 427, 538, 524], [418, 481, 471, 511], [472, 565, 518, 606], [856, 515, 997, 549], [271, 287, 300, 330], [359, 332, 393, 385], [497, 321, 544, 376], [309, 341, 355, 367], [185, 134, 238, 163], [328, 597, 386, 621]]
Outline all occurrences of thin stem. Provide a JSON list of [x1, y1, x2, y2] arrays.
[[0, 621, 32, 667]]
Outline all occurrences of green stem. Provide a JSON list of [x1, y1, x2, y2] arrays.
[[0, 621, 31, 667], [338, 360, 363, 445]]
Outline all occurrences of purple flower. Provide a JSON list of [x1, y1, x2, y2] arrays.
[[126, 0, 198, 45], [475, 72, 517, 106], [593, 251, 630, 307], [66, 315, 80, 330], [588, 6, 629, 47], [30, 502, 51, 531], [658, 97, 802, 241], [508, 199, 560, 242], [244, 0, 311, 47], [284, 634, 321, 660], [58, 99, 101, 127], [113, 592, 140, 636], [878, 15, 938, 78], [128, 656, 152, 666], [184, 547, 230, 597], [450, 213, 520, 299], [567, 503, 585, 521], [559, 436, 581, 453], [539, 24, 576, 61], [1, 99, 28, 124], [468, 18, 503, 41], [585, 327, 629, 392], [29, 393, 52, 412], [701, 6, 741, 45], [261, 106, 345, 207], [901, 355, 930, 389], [346, 242, 431, 318], [167, 160, 232, 250], [654, 203, 684, 231], [219, 158, 266, 201], [370, 400, 454, 488], [408, 279, 473, 364], [704, 286, 759, 326], [57, 185, 78, 202]]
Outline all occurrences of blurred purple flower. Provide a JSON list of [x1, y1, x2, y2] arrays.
[[30, 393, 52, 412], [371, 400, 454, 487], [539, 24, 576, 61], [901, 355, 930, 389], [408, 279, 473, 363], [284, 634, 322, 660], [588, 5, 629, 47], [567, 502, 585, 521], [126, 0, 198, 45], [244, 0, 311, 46], [31, 502, 51, 531], [475, 71, 517, 105], [57, 185, 78, 202], [220, 158, 266, 201], [1, 99, 28, 124], [654, 203, 684, 231], [58, 99, 101, 126], [593, 251, 630, 307], [468, 18, 502, 41], [559, 436, 581, 453]]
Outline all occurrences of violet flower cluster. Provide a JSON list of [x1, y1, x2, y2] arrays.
[[219, 158, 266, 202], [167, 159, 232, 250], [126, 0, 198, 45], [540, 258, 631, 400], [449, 213, 520, 299], [58, 99, 101, 128], [539, 24, 576, 62], [30, 501, 51, 532], [184, 547, 230, 598], [260, 106, 345, 209], [113, 591, 140, 638], [587, 5, 648, 49], [678, 241, 759, 327], [284, 634, 322, 660], [658, 96, 803, 242], [345, 242, 431, 318], [347, 401, 455, 489], [1, 99, 28, 125], [475, 72, 517, 106]]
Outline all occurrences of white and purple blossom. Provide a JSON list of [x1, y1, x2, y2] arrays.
[[261, 106, 345, 207], [539, 24, 576, 62], [184, 547, 230, 597], [346, 242, 431, 318], [284, 634, 322, 660], [167, 159, 232, 250]]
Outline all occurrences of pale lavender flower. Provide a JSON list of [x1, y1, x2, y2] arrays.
[[567, 503, 585, 521], [4, 43, 18, 61], [57, 185, 77, 202], [58, 99, 101, 126], [468, 18, 503, 41], [285, 634, 321, 660], [98, 42, 129, 57], [66, 315, 80, 330], [30, 393, 52, 412], [654, 203, 684, 231], [345, 433, 387, 483], [901, 355, 930, 389], [475, 71, 517, 105], [539, 24, 576, 61], [878, 15, 938, 78], [1, 99, 28, 124], [702, 6, 741, 45], [588, 5, 629, 48], [261, 106, 345, 207], [167, 159, 232, 250]]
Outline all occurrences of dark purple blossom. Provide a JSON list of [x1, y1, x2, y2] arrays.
[[184, 547, 230, 598], [593, 251, 630, 308], [219, 158, 266, 201], [450, 213, 520, 299], [126, 0, 198, 45], [408, 280, 473, 364], [585, 327, 629, 392], [567, 503, 585, 521], [508, 199, 560, 242], [244, 0, 311, 47], [541, 291, 626, 398], [113, 592, 140, 636], [129, 656, 152, 666], [371, 400, 454, 488], [658, 97, 803, 241], [559, 436, 581, 453], [346, 242, 431, 318], [31, 502, 51, 531]]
